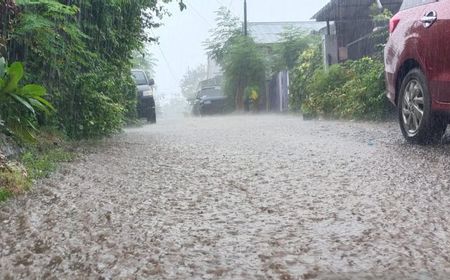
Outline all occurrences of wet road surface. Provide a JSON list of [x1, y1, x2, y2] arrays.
[[1, 115, 450, 279]]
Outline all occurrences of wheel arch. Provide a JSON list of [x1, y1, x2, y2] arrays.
[[395, 59, 423, 106]]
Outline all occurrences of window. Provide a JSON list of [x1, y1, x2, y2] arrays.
[[199, 87, 223, 98], [400, 0, 436, 10], [131, 71, 148, 86]]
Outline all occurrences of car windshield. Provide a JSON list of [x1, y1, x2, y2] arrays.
[[131, 71, 147, 85], [199, 88, 223, 98]]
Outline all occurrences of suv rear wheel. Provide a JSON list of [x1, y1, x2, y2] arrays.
[[398, 68, 447, 144], [146, 98, 156, 124], [147, 109, 156, 124]]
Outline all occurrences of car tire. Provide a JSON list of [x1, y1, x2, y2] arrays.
[[147, 107, 156, 123], [147, 98, 156, 124], [398, 68, 446, 144]]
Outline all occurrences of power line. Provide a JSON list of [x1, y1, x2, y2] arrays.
[[150, 31, 179, 84], [215, 0, 226, 6], [228, 0, 234, 10], [184, 0, 213, 27], [215, 0, 240, 19]]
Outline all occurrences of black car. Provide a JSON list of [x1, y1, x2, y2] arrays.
[[192, 86, 227, 116], [131, 69, 156, 123]]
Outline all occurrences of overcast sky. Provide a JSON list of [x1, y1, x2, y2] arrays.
[[149, 0, 329, 99]]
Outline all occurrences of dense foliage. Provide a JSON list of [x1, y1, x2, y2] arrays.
[[0, 61, 54, 141], [290, 5, 394, 120], [270, 27, 320, 73], [180, 64, 207, 101], [205, 7, 266, 111], [298, 56, 391, 120], [204, 7, 322, 112], [204, 7, 241, 65], [132, 49, 157, 79], [222, 35, 266, 111], [1, 0, 184, 140], [289, 44, 323, 112]]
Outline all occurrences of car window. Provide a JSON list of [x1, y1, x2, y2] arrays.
[[199, 88, 223, 98], [400, 0, 436, 10], [131, 71, 148, 85]]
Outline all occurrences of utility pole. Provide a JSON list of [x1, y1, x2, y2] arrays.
[[244, 0, 248, 36]]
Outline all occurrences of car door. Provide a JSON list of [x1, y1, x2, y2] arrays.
[[418, 0, 450, 103]]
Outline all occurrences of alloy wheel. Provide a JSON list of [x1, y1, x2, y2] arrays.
[[402, 79, 425, 137]]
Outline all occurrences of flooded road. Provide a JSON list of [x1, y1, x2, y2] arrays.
[[1, 115, 450, 279]]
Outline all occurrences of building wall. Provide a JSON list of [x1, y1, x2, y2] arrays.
[[315, 0, 402, 64], [323, 34, 338, 66], [267, 70, 289, 112]]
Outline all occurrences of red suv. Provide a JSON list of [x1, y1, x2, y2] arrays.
[[384, 0, 450, 143]]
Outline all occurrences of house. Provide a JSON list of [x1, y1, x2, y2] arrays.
[[313, 0, 402, 65], [248, 21, 326, 112], [248, 21, 326, 45], [201, 21, 326, 113]]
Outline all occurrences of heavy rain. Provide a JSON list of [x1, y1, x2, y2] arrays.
[[1, 0, 450, 279]]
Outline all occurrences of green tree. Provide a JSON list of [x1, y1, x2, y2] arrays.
[[204, 6, 242, 65], [289, 44, 323, 112], [370, 3, 393, 60], [205, 7, 266, 111], [132, 48, 157, 79], [223, 35, 266, 111], [4, 0, 185, 139], [0, 0, 19, 59], [272, 27, 320, 72], [180, 64, 207, 101]]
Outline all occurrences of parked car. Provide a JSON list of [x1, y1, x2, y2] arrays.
[[192, 86, 227, 116], [131, 69, 156, 123], [384, 0, 450, 143]]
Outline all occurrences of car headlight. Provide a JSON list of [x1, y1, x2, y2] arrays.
[[142, 90, 153, 97]]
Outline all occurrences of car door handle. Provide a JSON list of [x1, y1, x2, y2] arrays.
[[421, 11, 437, 28]]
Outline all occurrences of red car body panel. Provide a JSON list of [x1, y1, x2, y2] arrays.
[[385, 0, 450, 112]]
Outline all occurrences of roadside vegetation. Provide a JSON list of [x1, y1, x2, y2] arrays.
[[0, 129, 75, 202], [201, 5, 393, 120], [290, 49, 392, 120], [0, 0, 185, 201], [203, 7, 317, 111], [290, 5, 394, 120], [300, 57, 391, 120], [180, 64, 207, 102], [203, 7, 266, 110]]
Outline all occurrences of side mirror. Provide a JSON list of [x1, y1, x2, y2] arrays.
[[148, 78, 155, 86]]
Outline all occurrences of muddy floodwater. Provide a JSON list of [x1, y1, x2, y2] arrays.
[[1, 115, 450, 279]]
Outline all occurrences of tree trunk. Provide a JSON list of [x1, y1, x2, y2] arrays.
[[235, 78, 245, 111], [0, 0, 19, 59]]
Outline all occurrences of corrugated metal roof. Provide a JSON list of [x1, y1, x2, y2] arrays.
[[248, 21, 327, 44], [313, 0, 402, 21]]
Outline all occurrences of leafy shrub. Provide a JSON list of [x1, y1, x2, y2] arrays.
[[0, 62, 54, 141], [302, 63, 352, 117], [271, 27, 320, 73], [59, 70, 130, 139], [289, 44, 323, 112], [301, 57, 390, 120], [0, 129, 75, 202], [223, 35, 266, 110], [0, 159, 30, 201], [0, 188, 11, 202], [3, 0, 183, 140], [22, 148, 73, 179]]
